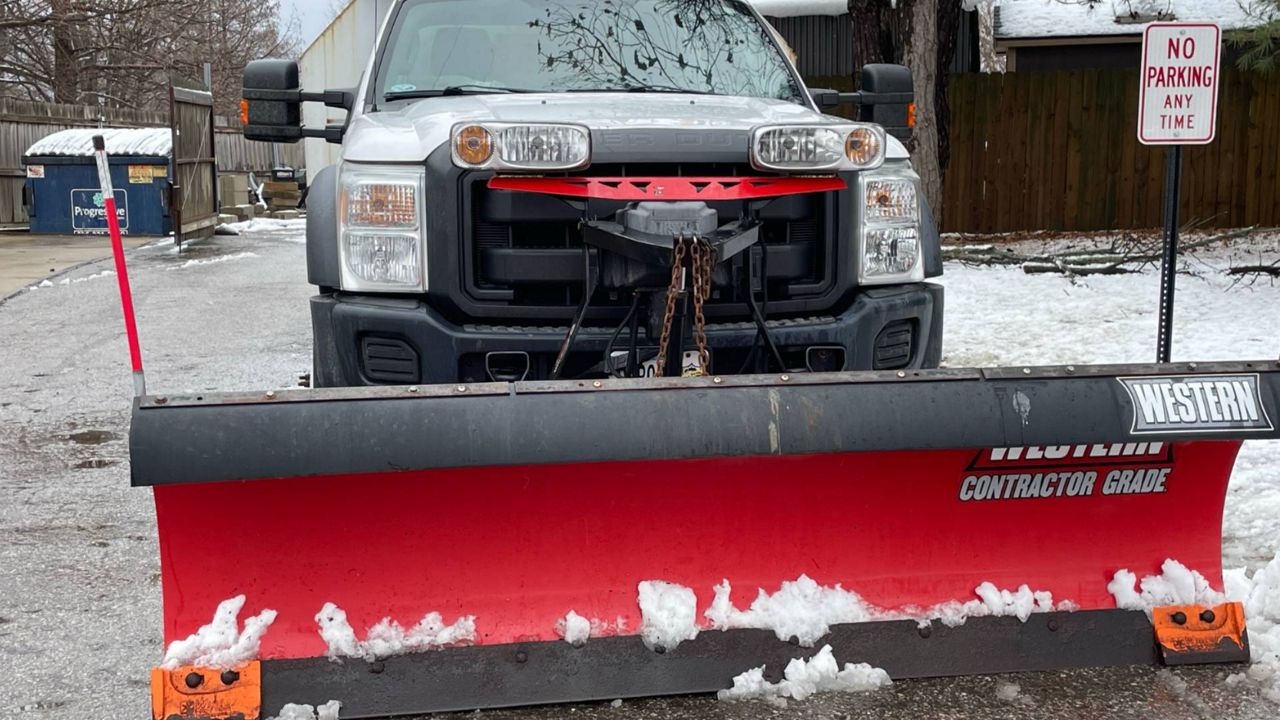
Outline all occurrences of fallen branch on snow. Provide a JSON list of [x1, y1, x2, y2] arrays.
[[1228, 262, 1280, 278], [942, 227, 1258, 277]]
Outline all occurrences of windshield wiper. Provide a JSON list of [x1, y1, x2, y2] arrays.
[[568, 85, 717, 96], [384, 85, 534, 101]]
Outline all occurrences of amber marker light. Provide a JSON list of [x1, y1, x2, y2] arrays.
[[846, 127, 882, 168], [454, 125, 494, 167]]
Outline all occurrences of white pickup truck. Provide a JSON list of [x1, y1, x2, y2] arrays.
[[242, 0, 942, 386]]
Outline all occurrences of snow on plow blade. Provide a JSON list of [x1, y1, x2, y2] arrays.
[[133, 363, 1278, 718]]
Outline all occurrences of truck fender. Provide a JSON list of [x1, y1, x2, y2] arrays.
[[921, 195, 943, 279], [306, 166, 340, 289]]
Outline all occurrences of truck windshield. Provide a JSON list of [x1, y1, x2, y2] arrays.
[[376, 0, 804, 104]]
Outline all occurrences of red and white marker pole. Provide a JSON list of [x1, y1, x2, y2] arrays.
[[92, 135, 147, 397]]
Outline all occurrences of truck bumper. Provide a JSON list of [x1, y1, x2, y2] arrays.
[[311, 284, 944, 387]]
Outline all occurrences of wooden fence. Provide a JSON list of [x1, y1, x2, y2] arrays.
[[942, 68, 1280, 233], [0, 97, 303, 225]]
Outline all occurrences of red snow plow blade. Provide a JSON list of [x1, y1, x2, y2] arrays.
[[132, 363, 1278, 718]]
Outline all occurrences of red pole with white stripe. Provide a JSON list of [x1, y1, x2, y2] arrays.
[[93, 135, 147, 397]]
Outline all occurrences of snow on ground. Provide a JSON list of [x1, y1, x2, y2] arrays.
[[996, 680, 1033, 707], [160, 595, 277, 670], [165, 251, 259, 271], [1225, 554, 1280, 703], [995, 0, 1269, 39], [314, 602, 475, 662], [939, 246, 1279, 368], [57, 270, 115, 286], [718, 645, 891, 706], [226, 218, 307, 234]]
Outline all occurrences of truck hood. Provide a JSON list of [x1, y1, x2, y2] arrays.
[[340, 92, 910, 164]]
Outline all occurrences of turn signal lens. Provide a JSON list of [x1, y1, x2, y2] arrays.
[[240, 99, 249, 126], [454, 125, 493, 167], [846, 127, 883, 168], [863, 178, 918, 223], [343, 181, 418, 229]]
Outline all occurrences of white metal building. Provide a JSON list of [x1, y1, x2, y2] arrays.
[[298, 0, 396, 182]]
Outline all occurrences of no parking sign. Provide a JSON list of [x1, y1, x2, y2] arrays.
[[1139, 23, 1221, 145], [1138, 23, 1221, 364]]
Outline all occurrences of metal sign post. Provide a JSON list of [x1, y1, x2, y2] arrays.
[[1138, 23, 1220, 363], [1156, 146, 1182, 364]]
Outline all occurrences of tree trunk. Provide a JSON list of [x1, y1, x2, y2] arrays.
[[934, 0, 962, 219], [848, 0, 960, 227], [907, 1, 942, 217], [50, 0, 80, 104], [848, 0, 906, 70]]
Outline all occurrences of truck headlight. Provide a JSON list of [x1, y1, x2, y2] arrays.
[[858, 165, 923, 285], [750, 124, 885, 173], [339, 164, 425, 292], [451, 123, 591, 171]]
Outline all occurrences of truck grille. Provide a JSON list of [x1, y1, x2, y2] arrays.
[[464, 164, 834, 312]]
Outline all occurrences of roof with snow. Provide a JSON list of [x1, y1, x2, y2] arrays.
[[25, 128, 171, 159], [749, 0, 848, 18], [996, 0, 1268, 40]]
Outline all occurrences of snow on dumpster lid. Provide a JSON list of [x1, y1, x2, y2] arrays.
[[25, 128, 171, 159], [995, 0, 1267, 40], [749, 0, 848, 18]]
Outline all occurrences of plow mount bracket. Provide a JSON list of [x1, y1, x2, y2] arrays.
[[487, 175, 847, 202]]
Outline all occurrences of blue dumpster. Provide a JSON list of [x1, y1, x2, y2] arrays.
[[22, 128, 173, 236]]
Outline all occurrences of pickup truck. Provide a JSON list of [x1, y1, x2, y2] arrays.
[[242, 0, 943, 387]]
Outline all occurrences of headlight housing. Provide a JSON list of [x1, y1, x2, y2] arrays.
[[750, 124, 885, 173], [451, 122, 591, 171], [858, 164, 924, 285], [338, 163, 426, 292]]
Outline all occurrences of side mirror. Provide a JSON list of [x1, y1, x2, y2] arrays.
[[809, 89, 842, 111], [857, 64, 914, 143], [243, 60, 304, 143], [242, 59, 354, 145]]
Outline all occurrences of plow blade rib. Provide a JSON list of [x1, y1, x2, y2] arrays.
[[134, 364, 1278, 715]]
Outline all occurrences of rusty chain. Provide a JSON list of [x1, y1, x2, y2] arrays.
[[689, 237, 713, 375], [654, 235, 688, 377], [655, 234, 714, 378]]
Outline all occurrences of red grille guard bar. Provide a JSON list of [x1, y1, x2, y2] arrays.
[[487, 175, 847, 201]]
